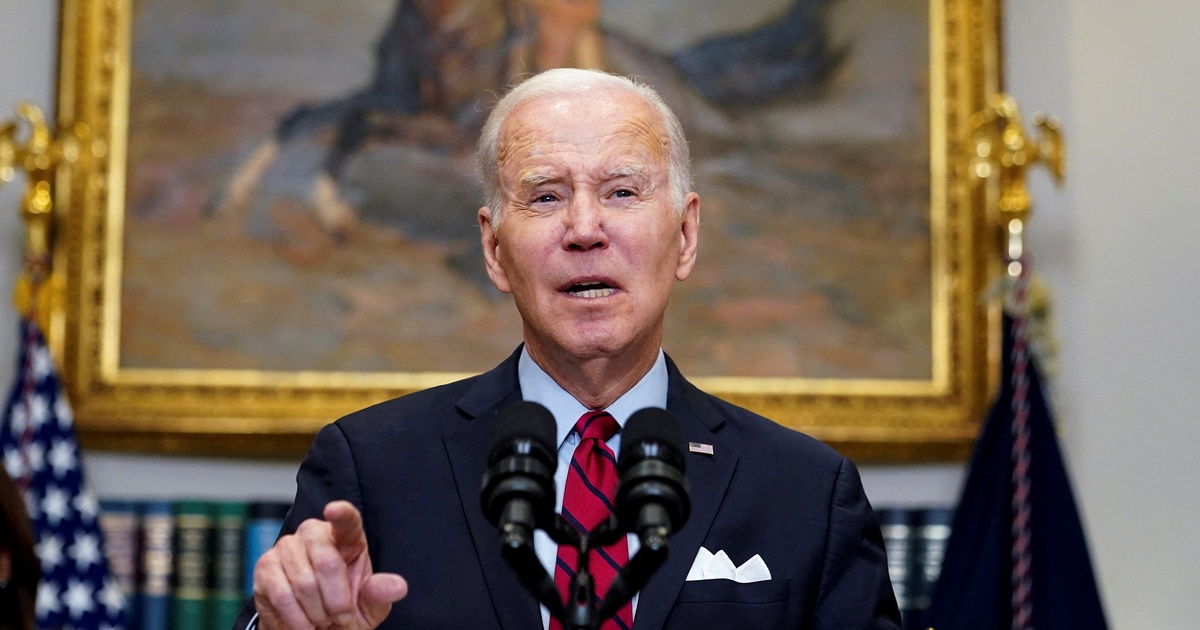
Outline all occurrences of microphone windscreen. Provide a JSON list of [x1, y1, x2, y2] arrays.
[[619, 407, 685, 470], [489, 401, 557, 463]]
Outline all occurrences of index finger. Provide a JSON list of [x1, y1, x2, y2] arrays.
[[323, 500, 367, 563]]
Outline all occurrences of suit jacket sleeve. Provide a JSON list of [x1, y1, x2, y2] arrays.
[[282, 422, 366, 529], [232, 423, 365, 630], [813, 458, 901, 630]]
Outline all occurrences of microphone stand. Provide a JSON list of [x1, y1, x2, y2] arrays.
[[499, 511, 674, 630], [594, 514, 670, 625], [496, 500, 570, 623]]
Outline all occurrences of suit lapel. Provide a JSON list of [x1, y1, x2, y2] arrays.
[[632, 360, 740, 630], [443, 349, 543, 630]]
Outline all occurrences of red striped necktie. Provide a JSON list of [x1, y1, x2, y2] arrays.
[[549, 411, 634, 630]]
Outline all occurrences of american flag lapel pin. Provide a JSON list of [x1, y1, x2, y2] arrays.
[[688, 441, 714, 456]]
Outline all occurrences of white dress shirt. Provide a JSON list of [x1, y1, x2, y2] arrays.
[[518, 347, 669, 630]]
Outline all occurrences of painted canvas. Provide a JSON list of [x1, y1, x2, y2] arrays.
[[122, 0, 931, 380]]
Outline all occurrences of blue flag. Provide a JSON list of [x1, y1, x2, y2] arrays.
[[923, 315, 1108, 629], [1, 320, 127, 630]]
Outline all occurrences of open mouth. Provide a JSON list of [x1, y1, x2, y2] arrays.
[[564, 281, 616, 299]]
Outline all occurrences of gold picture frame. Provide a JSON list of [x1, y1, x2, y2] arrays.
[[49, 0, 1004, 461]]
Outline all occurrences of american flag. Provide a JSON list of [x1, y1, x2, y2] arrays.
[[1, 319, 127, 630]]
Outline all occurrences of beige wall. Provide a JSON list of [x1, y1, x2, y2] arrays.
[[2, 0, 1198, 625]]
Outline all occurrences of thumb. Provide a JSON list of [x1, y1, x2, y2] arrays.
[[357, 572, 408, 627]]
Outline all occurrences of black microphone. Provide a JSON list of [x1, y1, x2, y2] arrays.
[[615, 407, 691, 546], [480, 401, 558, 545], [594, 408, 691, 624], [480, 401, 565, 621]]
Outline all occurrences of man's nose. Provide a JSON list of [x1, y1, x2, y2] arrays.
[[562, 195, 609, 251]]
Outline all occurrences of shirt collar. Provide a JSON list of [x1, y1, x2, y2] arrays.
[[517, 347, 669, 449]]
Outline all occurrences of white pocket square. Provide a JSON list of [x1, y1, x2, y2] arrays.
[[685, 546, 772, 583]]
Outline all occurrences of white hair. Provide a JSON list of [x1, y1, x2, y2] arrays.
[[477, 68, 693, 227]]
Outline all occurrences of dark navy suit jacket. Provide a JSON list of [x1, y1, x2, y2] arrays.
[[236, 349, 900, 629]]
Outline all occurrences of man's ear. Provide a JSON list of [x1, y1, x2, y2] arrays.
[[675, 192, 701, 281], [479, 206, 512, 294]]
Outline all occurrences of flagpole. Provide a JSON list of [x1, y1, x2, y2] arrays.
[[926, 89, 1107, 630], [1, 102, 82, 348], [968, 94, 1065, 630], [2, 104, 63, 493], [3, 102, 127, 630]]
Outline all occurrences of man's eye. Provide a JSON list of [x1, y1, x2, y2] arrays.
[[611, 189, 633, 198], [534, 194, 558, 203]]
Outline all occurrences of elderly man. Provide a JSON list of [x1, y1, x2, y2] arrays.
[[239, 68, 900, 630]]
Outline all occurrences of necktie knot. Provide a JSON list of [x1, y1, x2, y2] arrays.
[[575, 410, 618, 443]]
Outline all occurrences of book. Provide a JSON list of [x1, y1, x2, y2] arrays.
[[140, 500, 174, 630], [211, 501, 247, 630], [96, 496, 293, 628], [99, 500, 142, 628], [908, 507, 953, 629], [172, 500, 214, 630], [876, 507, 917, 625], [243, 501, 291, 597]]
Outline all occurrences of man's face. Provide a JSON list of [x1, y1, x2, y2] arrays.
[[478, 88, 700, 365]]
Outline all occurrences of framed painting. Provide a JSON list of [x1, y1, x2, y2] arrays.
[[49, 0, 1004, 460]]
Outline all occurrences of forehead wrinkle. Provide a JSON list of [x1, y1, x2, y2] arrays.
[[495, 130, 530, 168], [616, 110, 670, 161], [497, 94, 671, 185]]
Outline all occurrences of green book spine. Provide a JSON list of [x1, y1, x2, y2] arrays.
[[210, 501, 248, 630], [172, 500, 214, 630]]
